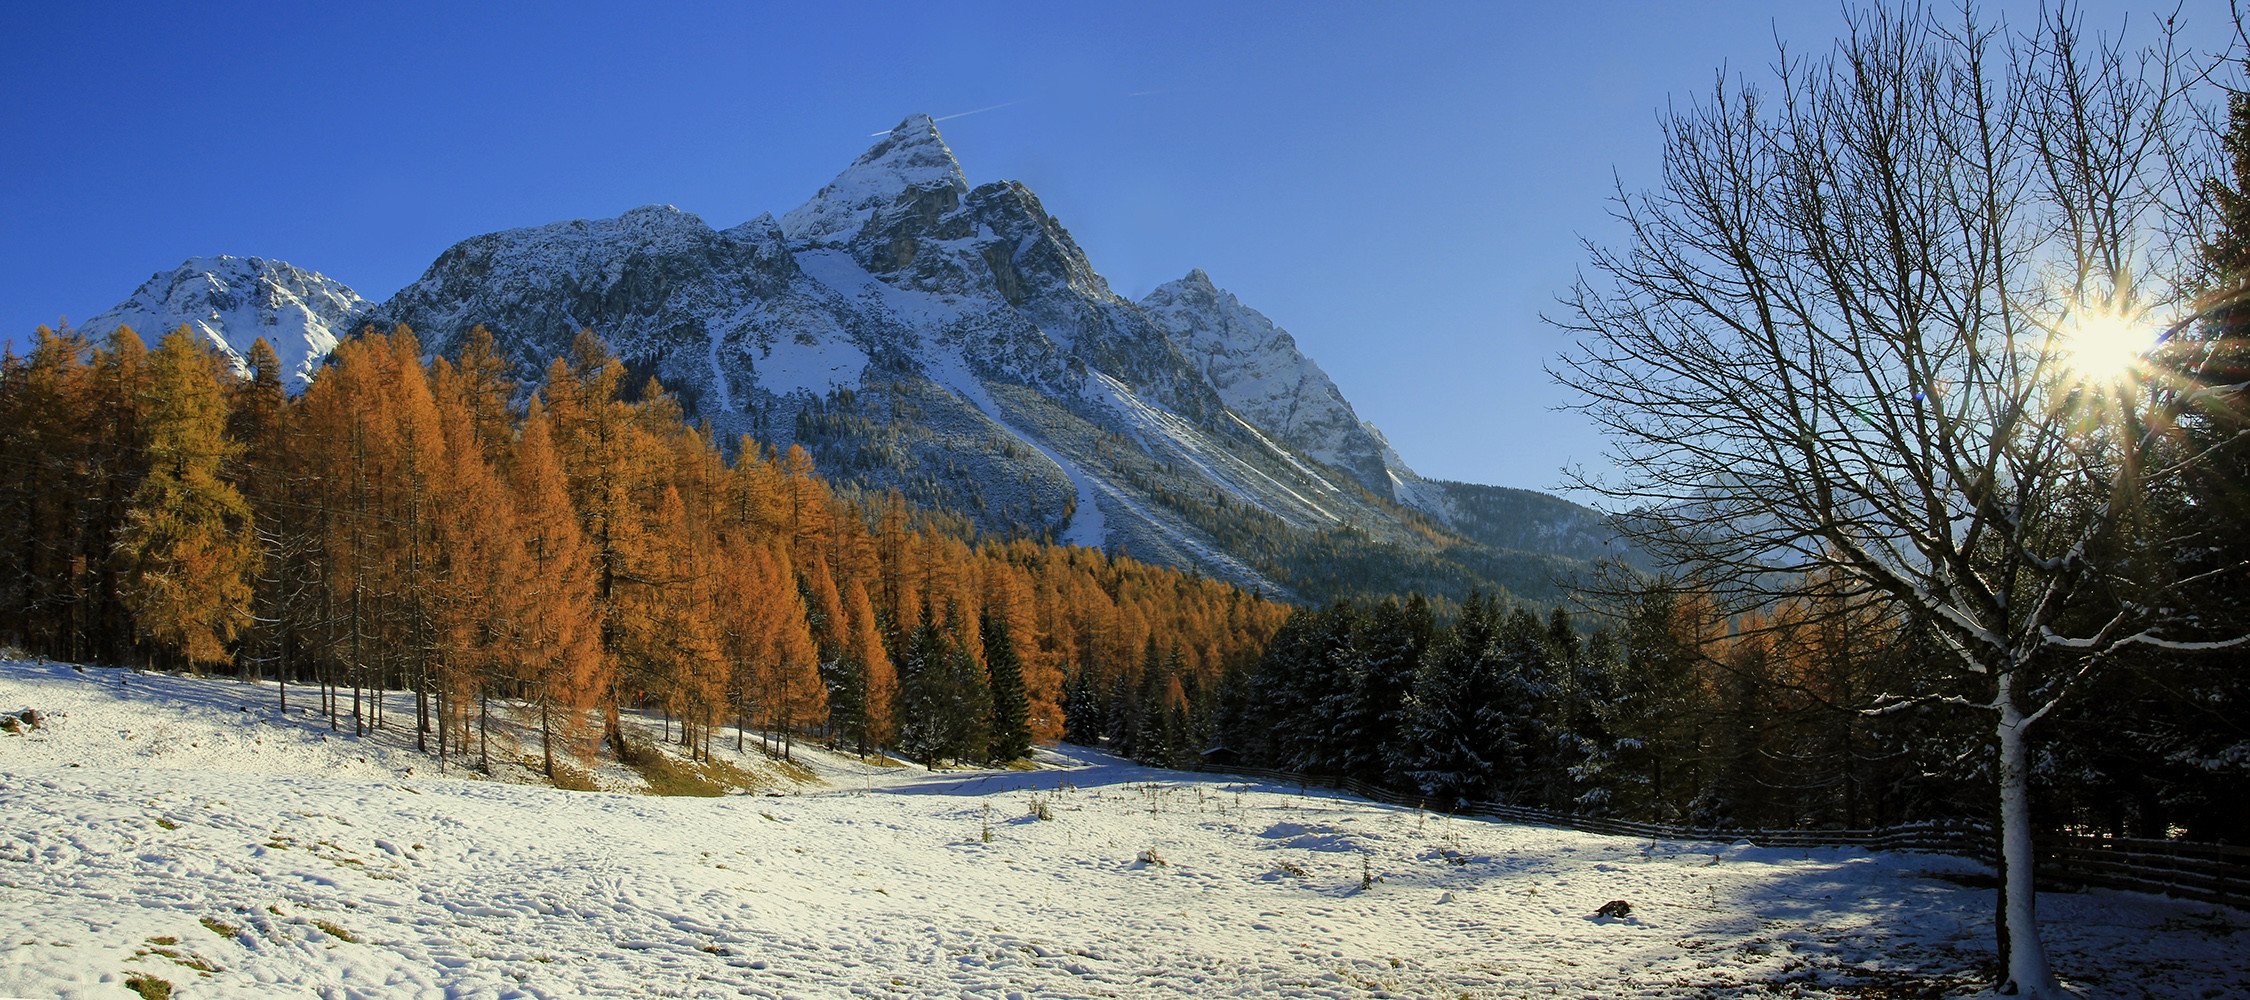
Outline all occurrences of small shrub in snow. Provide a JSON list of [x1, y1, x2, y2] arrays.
[[1028, 794, 1053, 820], [1137, 848, 1166, 866], [1594, 899, 1632, 919]]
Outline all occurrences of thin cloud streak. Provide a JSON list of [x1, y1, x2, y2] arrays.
[[869, 100, 1023, 135]]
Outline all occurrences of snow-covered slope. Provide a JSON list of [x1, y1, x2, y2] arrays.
[[1140, 270, 1391, 496], [78, 256, 368, 391], [6, 657, 2244, 999]]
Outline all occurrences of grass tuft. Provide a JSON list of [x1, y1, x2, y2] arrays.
[[198, 917, 238, 939], [124, 974, 172, 999], [312, 920, 358, 944]]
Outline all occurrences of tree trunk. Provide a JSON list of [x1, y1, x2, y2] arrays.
[[1994, 670, 2058, 997], [541, 699, 555, 780]]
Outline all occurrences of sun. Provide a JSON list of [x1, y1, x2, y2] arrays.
[[2057, 310, 2153, 382]]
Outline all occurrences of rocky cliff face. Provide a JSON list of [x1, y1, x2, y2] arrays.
[[1139, 269, 1392, 496], [362, 204, 864, 424], [78, 256, 367, 391], [90, 115, 1628, 606]]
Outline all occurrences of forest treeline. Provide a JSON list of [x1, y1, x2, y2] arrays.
[[3, 322, 2237, 842], [1161, 583, 2246, 844], [0, 323, 1290, 774]]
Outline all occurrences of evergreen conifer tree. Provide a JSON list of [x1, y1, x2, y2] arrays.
[[1108, 637, 1160, 760], [1340, 597, 1427, 787], [1566, 627, 1624, 814], [1062, 656, 1104, 746], [1402, 594, 1505, 807], [1489, 608, 1557, 805], [983, 609, 1033, 763], [898, 608, 991, 767]]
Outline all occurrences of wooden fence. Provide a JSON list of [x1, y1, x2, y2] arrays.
[[1192, 763, 2246, 910]]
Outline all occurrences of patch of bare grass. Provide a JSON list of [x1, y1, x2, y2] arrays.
[[620, 741, 757, 796], [544, 759, 599, 792]]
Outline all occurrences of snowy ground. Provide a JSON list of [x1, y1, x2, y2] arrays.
[[2, 658, 2245, 1000]]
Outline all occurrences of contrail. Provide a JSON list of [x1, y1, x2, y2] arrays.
[[935, 100, 1020, 122], [870, 100, 1022, 136]]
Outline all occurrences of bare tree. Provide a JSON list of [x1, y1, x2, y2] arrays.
[[1552, 5, 2245, 996]]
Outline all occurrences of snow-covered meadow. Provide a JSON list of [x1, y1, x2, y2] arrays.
[[2, 658, 2243, 999]]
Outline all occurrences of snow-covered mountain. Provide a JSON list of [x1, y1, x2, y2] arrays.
[[79, 256, 368, 391], [74, 116, 1627, 603], [350, 114, 1632, 601]]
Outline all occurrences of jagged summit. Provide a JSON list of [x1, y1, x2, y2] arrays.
[[780, 114, 971, 244], [78, 255, 368, 392]]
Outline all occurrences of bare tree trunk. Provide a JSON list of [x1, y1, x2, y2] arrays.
[[1995, 671, 2052, 994], [541, 698, 555, 780]]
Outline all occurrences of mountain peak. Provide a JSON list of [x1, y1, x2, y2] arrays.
[[778, 114, 970, 243], [1141, 270, 1394, 496], [79, 256, 368, 392]]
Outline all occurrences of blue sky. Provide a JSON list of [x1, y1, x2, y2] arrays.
[[1, 1, 2226, 495]]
